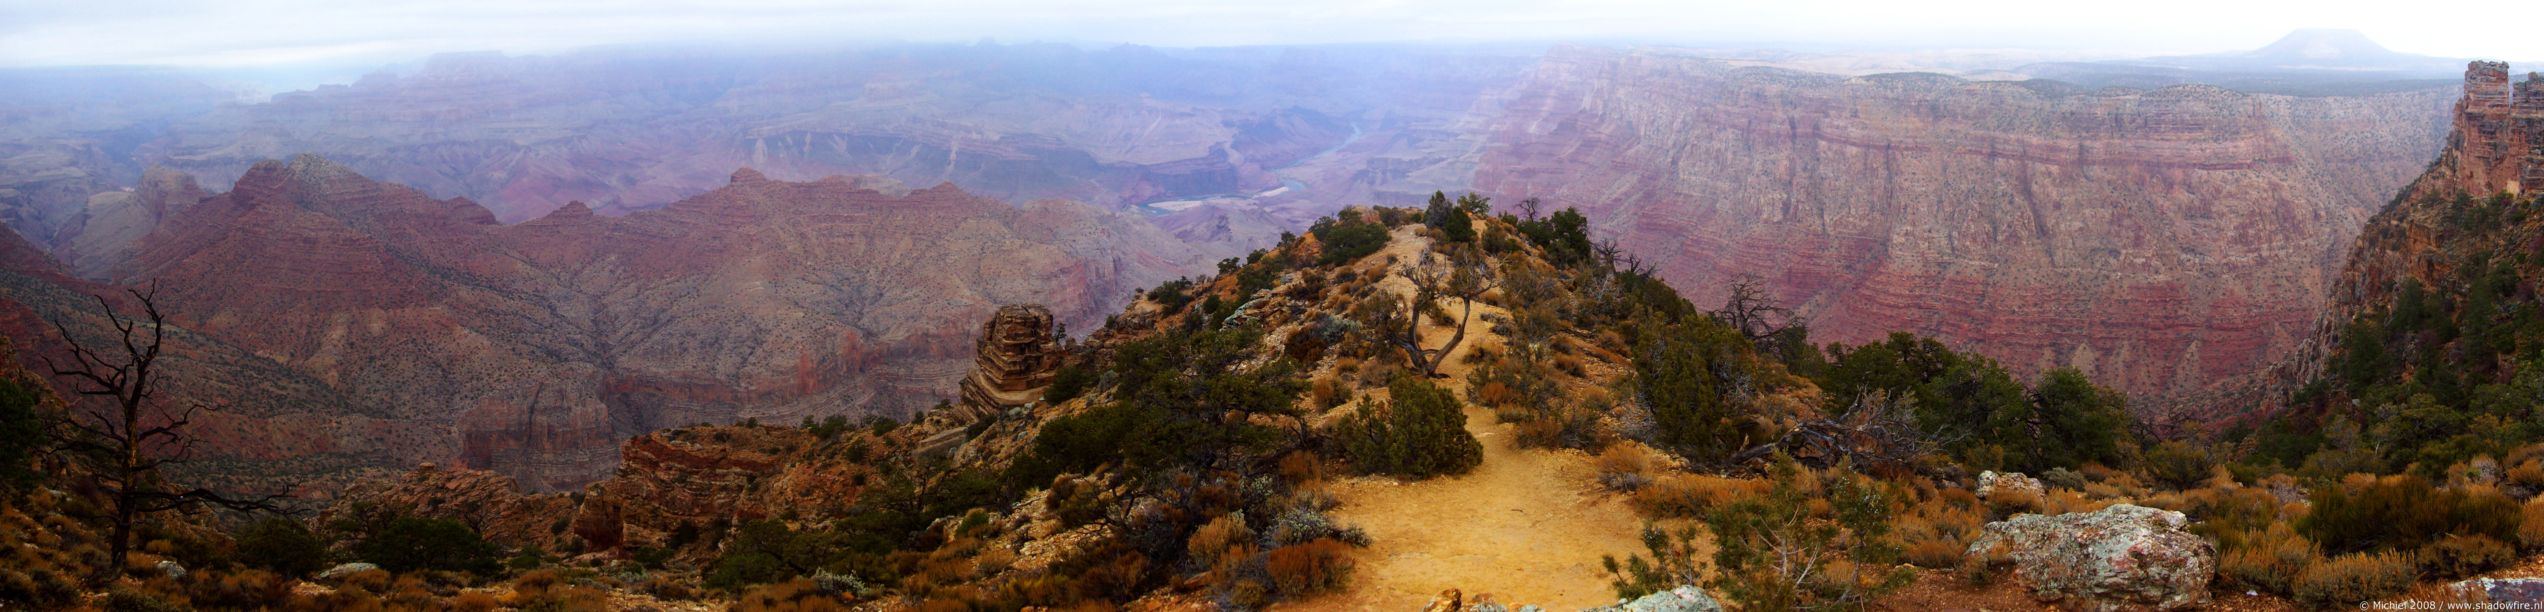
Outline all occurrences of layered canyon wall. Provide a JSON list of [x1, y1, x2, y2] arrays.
[[1475, 46, 2455, 406]]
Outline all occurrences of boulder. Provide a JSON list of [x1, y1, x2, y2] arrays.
[[1965, 504, 2214, 610], [155, 559, 185, 580], [318, 562, 382, 581], [1423, 588, 1463, 612], [570, 493, 624, 552], [1977, 470, 2045, 505], [1586, 586, 1724, 612], [2451, 577, 2544, 603]]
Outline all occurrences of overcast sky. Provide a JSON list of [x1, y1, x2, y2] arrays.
[[4, 0, 2542, 69]]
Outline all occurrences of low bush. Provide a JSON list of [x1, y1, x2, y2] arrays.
[[185, 569, 297, 609], [2292, 551, 2416, 607], [2219, 523, 2319, 595], [1042, 364, 1096, 404], [1186, 512, 1257, 583], [2299, 475, 2520, 555], [235, 517, 330, 578], [1593, 446, 1655, 493], [735, 578, 850, 612], [1312, 221, 1390, 266], [2414, 534, 2514, 579], [2523, 498, 2544, 551], [1630, 473, 1766, 518], [354, 516, 502, 575], [1984, 484, 2044, 518], [1310, 377, 1349, 410], [2142, 440, 2225, 490], [1332, 378, 1482, 479], [1895, 484, 1985, 569], [1265, 538, 1354, 595], [101, 587, 185, 612]]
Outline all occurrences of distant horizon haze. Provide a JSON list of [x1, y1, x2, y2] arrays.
[[5, 0, 2542, 76]]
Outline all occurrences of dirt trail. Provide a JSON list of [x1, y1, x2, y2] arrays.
[[1291, 226, 1649, 610]]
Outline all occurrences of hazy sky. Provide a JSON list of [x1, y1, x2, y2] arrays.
[[4, 0, 2542, 69]]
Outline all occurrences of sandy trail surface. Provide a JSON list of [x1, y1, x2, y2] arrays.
[[1291, 226, 1650, 610]]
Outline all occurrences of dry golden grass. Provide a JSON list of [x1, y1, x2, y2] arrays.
[[736, 579, 852, 612], [2523, 497, 2544, 551], [1632, 473, 1768, 518], [2294, 551, 2414, 607], [2219, 522, 2319, 595], [1895, 482, 1986, 569]]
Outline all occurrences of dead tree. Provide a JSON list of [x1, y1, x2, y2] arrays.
[[1375, 251, 1500, 377], [44, 288, 285, 583], [1714, 274, 1797, 349], [1729, 391, 1940, 478]]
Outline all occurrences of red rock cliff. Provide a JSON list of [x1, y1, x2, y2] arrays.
[[1474, 46, 2454, 407], [0, 156, 1200, 491]]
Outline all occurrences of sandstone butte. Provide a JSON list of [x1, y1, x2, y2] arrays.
[[0, 155, 1203, 494], [1473, 45, 2456, 413]]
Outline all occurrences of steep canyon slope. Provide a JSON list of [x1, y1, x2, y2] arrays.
[[2302, 62, 2544, 388], [1474, 45, 2455, 405], [0, 156, 1200, 492]]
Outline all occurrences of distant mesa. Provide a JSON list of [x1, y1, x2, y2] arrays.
[[2244, 28, 2407, 64], [2017, 28, 2470, 94]]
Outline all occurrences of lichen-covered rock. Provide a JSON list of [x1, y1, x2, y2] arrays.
[[1965, 504, 2214, 610], [318, 562, 381, 580], [2451, 577, 2544, 603], [1584, 586, 1724, 612], [1977, 470, 2046, 504]]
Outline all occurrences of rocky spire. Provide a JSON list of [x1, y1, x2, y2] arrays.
[[953, 304, 1067, 422]]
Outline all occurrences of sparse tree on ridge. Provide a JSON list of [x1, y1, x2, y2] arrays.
[[43, 287, 287, 583], [1369, 251, 1501, 378]]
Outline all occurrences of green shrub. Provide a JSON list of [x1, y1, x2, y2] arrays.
[[1042, 363, 1096, 404], [1688, 458, 1912, 608], [1312, 221, 1389, 266], [704, 521, 799, 592], [235, 517, 331, 578], [1515, 207, 1594, 267], [2142, 440, 2223, 490], [802, 414, 851, 440], [354, 516, 501, 575], [2292, 551, 2415, 607], [1333, 377, 1482, 479], [2299, 475, 2520, 555], [1628, 316, 1754, 462], [0, 377, 43, 498]]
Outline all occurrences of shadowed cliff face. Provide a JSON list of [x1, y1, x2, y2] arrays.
[[1474, 46, 2454, 405], [0, 156, 1199, 492]]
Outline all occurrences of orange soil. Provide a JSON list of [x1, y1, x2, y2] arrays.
[[1288, 226, 1650, 610]]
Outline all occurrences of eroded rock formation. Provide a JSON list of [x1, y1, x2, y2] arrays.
[[2435, 62, 2544, 197], [955, 304, 1066, 420]]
